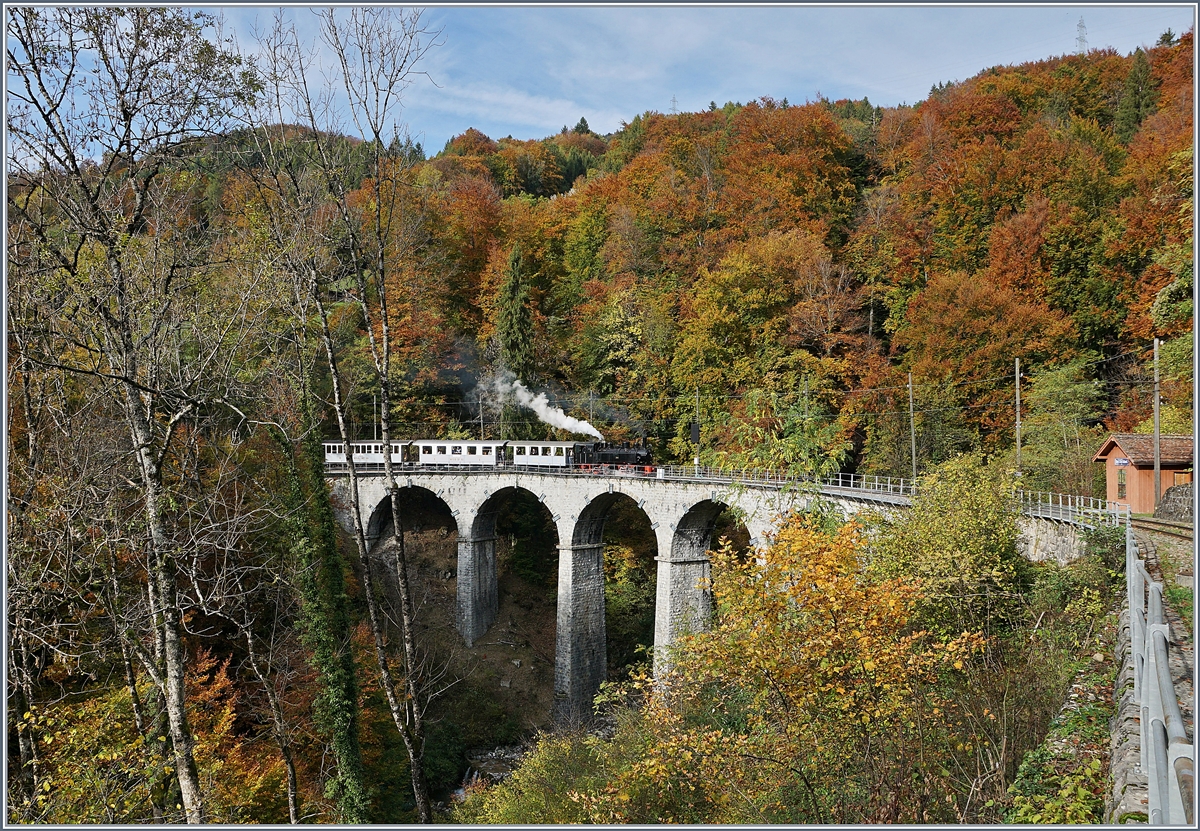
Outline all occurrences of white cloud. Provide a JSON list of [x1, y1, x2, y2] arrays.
[[406, 79, 627, 139], [207, 3, 1196, 149]]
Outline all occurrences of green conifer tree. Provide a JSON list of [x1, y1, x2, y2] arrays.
[[497, 244, 534, 380], [496, 244, 538, 439], [1114, 48, 1157, 143]]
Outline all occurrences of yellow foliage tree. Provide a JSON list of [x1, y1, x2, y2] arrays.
[[459, 515, 984, 824], [864, 453, 1028, 639], [20, 650, 290, 824]]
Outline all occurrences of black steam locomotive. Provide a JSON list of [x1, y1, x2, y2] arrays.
[[574, 441, 654, 467]]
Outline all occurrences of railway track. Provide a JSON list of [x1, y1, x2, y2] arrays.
[[1132, 516, 1194, 542]]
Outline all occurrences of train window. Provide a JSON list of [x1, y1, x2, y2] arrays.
[[423, 446, 433, 454], [515, 446, 526, 455], [554, 447, 564, 456], [437, 446, 446, 454], [452, 446, 462, 455], [482, 446, 491, 454], [467, 446, 477, 455]]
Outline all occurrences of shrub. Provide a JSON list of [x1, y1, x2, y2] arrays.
[[867, 453, 1027, 638]]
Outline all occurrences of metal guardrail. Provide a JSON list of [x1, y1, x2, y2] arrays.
[[1126, 510, 1195, 825], [324, 459, 1140, 525], [325, 459, 1124, 524], [1015, 490, 1126, 528]]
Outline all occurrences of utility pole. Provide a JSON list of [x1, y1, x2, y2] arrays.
[[373, 394, 378, 441], [1154, 337, 1161, 508], [693, 387, 701, 470], [908, 372, 918, 481], [479, 388, 485, 440], [1015, 358, 1022, 476]]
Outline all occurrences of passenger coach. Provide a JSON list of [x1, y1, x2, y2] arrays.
[[323, 439, 656, 475]]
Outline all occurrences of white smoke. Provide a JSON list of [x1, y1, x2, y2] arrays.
[[510, 380, 604, 440]]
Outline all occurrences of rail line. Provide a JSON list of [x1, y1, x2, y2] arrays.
[[1133, 517, 1195, 542]]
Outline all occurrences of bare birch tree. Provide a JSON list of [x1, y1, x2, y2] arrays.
[[6, 7, 257, 822], [240, 8, 442, 820]]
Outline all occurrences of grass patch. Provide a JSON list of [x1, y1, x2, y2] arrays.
[[1145, 530, 1194, 634], [1164, 583, 1193, 633]]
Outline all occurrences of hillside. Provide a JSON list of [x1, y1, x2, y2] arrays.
[[205, 34, 1191, 490], [6, 7, 1192, 823]]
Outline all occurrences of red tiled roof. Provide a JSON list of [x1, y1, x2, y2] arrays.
[[1092, 433, 1195, 466]]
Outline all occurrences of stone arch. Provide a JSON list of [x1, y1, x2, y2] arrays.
[[363, 485, 456, 545], [554, 492, 657, 722], [457, 486, 560, 648], [654, 499, 750, 674], [356, 487, 461, 664]]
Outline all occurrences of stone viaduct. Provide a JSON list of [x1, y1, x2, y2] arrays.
[[328, 468, 1090, 721]]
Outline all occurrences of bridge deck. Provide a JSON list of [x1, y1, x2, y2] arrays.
[[327, 462, 1121, 523]]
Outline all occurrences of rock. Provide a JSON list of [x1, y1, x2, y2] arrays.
[[511, 659, 521, 668], [464, 744, 530, 786], [1093, 652, 1106, 663], [500, 678, 510, 688], [1154, 483, 1193, 521]]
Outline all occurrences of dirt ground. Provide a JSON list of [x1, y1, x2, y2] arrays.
[[369, 522, 560, 740]]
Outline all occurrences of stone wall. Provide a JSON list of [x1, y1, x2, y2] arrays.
[[1016, 516, 1087, 565], [1106, 601, 1149, 823], [1154, 483, 1194, 522]]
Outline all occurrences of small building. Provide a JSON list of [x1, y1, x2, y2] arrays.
[[1092, 433, 1194, 514]]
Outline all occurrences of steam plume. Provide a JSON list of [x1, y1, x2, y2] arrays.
[[510, 380, 603, 440]]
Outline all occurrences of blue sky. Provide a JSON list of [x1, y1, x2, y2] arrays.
[[217, 3, 1196, 153]]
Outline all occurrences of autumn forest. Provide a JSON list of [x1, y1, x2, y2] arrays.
[[5, 6, 1194, 825]]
